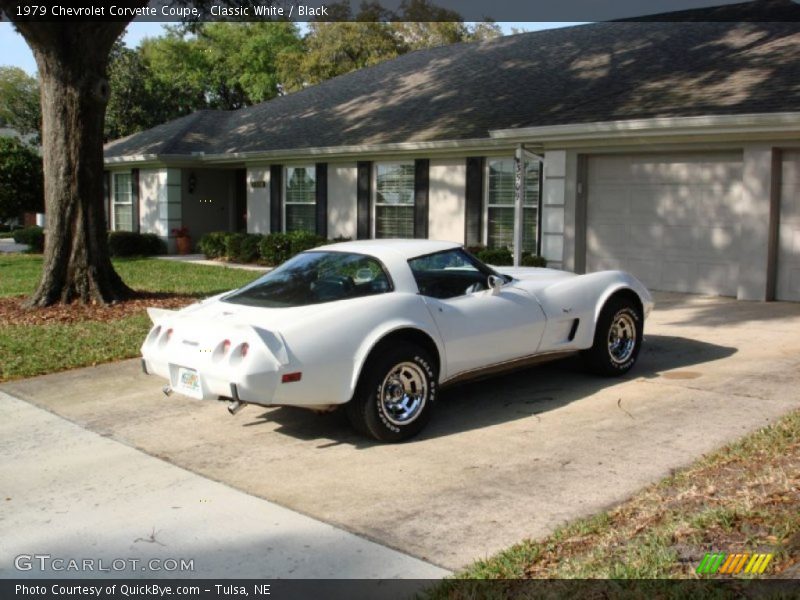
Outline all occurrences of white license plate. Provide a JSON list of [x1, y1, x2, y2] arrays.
[[177, 367, 202, 398]]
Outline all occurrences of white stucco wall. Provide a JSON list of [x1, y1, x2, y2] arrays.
[[542, 150, 569, 269], [428, 158, 466, 244], [139, 169, 166, 236], [247, 166, 270, 234], [137, 168, 181, 253], [327, 163, 357, 239]]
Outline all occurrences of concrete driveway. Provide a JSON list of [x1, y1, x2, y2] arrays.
[[2, 292, 799, 571]]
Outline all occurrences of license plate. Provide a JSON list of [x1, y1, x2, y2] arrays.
[[177, 367, 202, 398]]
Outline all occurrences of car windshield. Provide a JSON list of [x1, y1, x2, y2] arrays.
[[222, 251, 392, 308]]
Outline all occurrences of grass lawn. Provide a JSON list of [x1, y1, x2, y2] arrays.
[[431, 409, 799, 591], [0, 254, 259, 382]]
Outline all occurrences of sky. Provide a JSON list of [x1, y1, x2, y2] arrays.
[[0, 22, 583, 75]]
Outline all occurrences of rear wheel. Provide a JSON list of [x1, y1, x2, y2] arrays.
[[582, 296, 643, 376], [346, 342, 437, 442]]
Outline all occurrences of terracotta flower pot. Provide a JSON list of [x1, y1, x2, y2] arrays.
[[176, 235, 192, 255]]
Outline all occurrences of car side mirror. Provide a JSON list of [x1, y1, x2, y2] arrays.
[[487, 275, 504, 295]]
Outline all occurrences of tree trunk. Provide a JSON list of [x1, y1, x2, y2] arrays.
[[6, 21, 136, 306]]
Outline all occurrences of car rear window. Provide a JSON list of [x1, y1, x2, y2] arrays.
[[222, 251, 392, 308]]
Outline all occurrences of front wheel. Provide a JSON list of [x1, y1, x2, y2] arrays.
[[346, 342, 437, 442], [582, 296, 643, 376]]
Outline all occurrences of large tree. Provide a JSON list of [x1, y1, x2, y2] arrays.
[[0, 13, 138, 305]]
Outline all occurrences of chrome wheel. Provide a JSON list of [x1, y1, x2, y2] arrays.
[[608, 311, 637, 365], [379, 361, 428, 426]]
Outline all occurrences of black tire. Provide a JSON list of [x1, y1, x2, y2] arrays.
[[346, 342, 437, 442], [582, 296, 643, 377]]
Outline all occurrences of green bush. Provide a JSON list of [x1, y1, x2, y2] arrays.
[[288, 230, 327, 256], [259, 232, 291, 266], [198, 231, 229, 259], [13, 225, 44, 252], [108, 231, 166, 257], [521, 252, 547, 268], [475, 246, 513, 266], [225, 233, 262, 264]]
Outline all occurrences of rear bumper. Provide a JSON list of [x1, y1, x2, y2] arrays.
[[141, 353, 280, 406]]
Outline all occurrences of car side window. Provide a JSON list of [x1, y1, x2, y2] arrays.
[[408, 249, 491, 300]]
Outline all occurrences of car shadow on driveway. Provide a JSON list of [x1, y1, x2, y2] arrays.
[[242, 334, 737, 447]]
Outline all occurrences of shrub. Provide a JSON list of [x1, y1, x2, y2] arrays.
[[12, 225, 44, 252], [521, 252, 547, 268], [198, 231, 229, 259], [108, 231, 166, 257], [475, 246, 513, 266], [225, 233, 262, 264], [259, 232, 291, 266], [288, 230, 327, 256]]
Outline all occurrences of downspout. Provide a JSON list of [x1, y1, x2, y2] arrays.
[[513, 144, 524, 267]]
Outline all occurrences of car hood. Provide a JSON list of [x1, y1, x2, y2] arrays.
[[495, 266, 577, 290]]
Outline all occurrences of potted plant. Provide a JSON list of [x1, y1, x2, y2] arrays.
[[172, 226, 192, 255]]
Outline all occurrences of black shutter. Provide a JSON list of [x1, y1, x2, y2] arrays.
[[357, 161, 371, 239], [270, 164, 282, 233], [103, 170, 110, 230], [414, 159, 429, 239], [465, 157, 484, 247], [315, 162, 328, 238], [131, 168, 140, 233]]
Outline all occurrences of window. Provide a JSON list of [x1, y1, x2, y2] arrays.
[[409, 248, 500, 299], [285, 166, 316, 232], [485, 159, 540, 253], [113, 172, 133, 232], [222, 251, 392, 307], [374, 162, 414, 238]]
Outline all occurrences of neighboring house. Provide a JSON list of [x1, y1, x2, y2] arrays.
[[103, 5, 800, 301]]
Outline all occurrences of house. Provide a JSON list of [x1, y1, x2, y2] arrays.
[[103, 6, 800, 301]]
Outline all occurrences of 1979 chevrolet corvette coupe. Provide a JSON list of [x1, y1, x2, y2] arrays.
[[142, 240, 653, 441]]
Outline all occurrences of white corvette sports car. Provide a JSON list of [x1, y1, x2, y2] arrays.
[[142, 239, 653, 442]]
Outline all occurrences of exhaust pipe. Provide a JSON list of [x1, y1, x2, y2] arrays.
[[162, 385, 173, 397], [227, 400, 247, 415]]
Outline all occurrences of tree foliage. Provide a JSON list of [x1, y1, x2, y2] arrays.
[[0, 66, 41, 143], [104, 3, 502, 138], [278, 1, 502, 92], [0, 136, 43, 221]]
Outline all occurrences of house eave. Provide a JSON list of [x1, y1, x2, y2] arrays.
[[489, 112, 800, 144], [103, 137, 535, 167]]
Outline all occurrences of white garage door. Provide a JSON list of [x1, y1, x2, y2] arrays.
[[586, 152, 743, 296], [777, 151, 800, 301]]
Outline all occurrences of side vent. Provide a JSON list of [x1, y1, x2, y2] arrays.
[[568, 318, 580, 342]]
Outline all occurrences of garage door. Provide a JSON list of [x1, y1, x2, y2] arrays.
[[777, 151, 800, 301], [586, 152, 742, 296]]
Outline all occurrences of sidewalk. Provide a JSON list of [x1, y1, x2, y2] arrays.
[[155, 254, 270, 272], [0, 238, 28, 253], [0, 392, 450, 579]]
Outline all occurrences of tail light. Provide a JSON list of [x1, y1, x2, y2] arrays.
[[240, 343, 249, 358], [164, 328, 173, 342], [221, 339, 231, 354]]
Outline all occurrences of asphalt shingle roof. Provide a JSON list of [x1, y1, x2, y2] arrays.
[[104, 17, 800, 159]]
